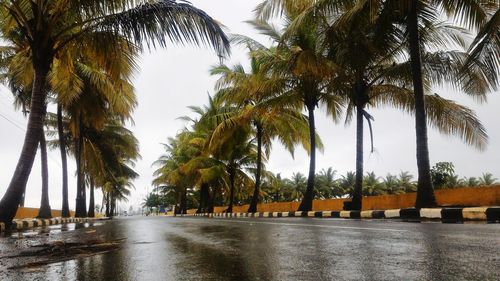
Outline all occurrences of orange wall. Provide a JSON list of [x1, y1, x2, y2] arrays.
[[203, 185, 500, 213], [15, 207, 75, 219]]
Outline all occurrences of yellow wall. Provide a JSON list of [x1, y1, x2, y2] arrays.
[[203, 185, 500, 213], [15, 207, 81, 219]]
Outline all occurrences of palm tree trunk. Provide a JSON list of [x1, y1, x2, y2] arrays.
[[298, 104, 316, 212], [208, 187, 216, 213], [227, 167, 236, 213], [105, 193, 110, 217], [19, 193, 25, 207], [179, 187, 187, 214], [110, 195, 115, 218], [407, 1, 437, 208], [248, 123, 263, 213], [88, 178, 95, 217], [37, 129, 52, 218], [0, 64, 50, 226], [57, 104, 70, 217], [75, 116, 87, 217], [351, 103, 364, 211], [197, 185, 204, 213]]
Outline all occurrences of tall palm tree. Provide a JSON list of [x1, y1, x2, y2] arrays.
[[383, 0, 495, 208], [0, 0, 229, 225], [324, 1, 489, 210], [242, 16, 342, 211], [211, 52, 314, 213]]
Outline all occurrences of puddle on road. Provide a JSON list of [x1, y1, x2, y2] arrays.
[[1, 238, 126, 271]]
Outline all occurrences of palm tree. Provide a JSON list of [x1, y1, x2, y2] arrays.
[[363, 172, 385, 196], [0, 0, 229, 225], [398, 171, 417, 193], [243, 15, 342, 211], [339, 171, 356, 197], [478, 173, 499, 186], [315, 168, 338, 199], [382, 174, 405, 195], [86, 120, 140, 218], [211, 52, 314, 212], [384, 0, 495, 208]]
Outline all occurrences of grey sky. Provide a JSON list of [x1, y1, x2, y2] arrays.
[[0, 0, 498, 212]]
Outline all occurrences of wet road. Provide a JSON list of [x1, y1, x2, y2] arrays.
[[1, 216, 499, 281]]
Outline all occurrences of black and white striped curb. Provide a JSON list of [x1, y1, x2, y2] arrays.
[[187, 207, 500, 223], [0, 217, 105, 233]]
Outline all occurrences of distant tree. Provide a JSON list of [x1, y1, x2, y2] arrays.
[[339, 172, 356, 198], [363, 172, 385, 196], [430, 162, 457, 189], [398, 171, 417, 193], [478, 173, 499, 186]]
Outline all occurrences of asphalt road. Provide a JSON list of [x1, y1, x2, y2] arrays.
[[1, 216, 499, 281]]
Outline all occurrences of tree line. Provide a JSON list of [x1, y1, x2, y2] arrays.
[[151, 0, 498, 214], [0, 1, 498, 226], [0, 0, 229, 226], [144, 165, 499, 212]]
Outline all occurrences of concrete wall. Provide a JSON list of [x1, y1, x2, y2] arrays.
[[14, 207, 107, 219], [202, 185, 500, 213]]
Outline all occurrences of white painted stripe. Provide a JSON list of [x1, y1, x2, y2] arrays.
[[14, 220, 23, 230], [24, 220, 34, 228], [340, 211, 351, 218], [281, 212, 289, 217], [294, 211, 303, 217], [181, 218, 408, 232], [272, 212, 279, 217], [307, 211, 316, 217], [263, 212, 270, 217], [385, 209, 401, 218], [462, 207, 488, 220], [360, 211, 373, 218], [420, 208, 442, 219], [322, 211, 332, 217]]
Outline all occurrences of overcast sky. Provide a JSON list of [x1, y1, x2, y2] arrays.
[[0, 0, 498, 212]]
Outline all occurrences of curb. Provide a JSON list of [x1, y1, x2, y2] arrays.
[[0, 217, 108, 234], [187, 206, 500, 223]]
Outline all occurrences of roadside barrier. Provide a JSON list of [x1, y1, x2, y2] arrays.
[[185, 206, 500, 223], [0, 217, 109, 234]]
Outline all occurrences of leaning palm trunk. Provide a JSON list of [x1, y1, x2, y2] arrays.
[[298, 103, 316, 212], [0, 62, 51, 226], [351, 103, 365, 211], [37, 128, 52, 219], [407, 1, 437, 208], [248, 123, 263, 213], [57, 104, 70, 217]]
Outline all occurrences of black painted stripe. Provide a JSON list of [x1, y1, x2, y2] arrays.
[[441, 208, 464, 223]]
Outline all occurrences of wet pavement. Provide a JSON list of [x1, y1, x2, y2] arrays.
[[0, 216, 499, 281]]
